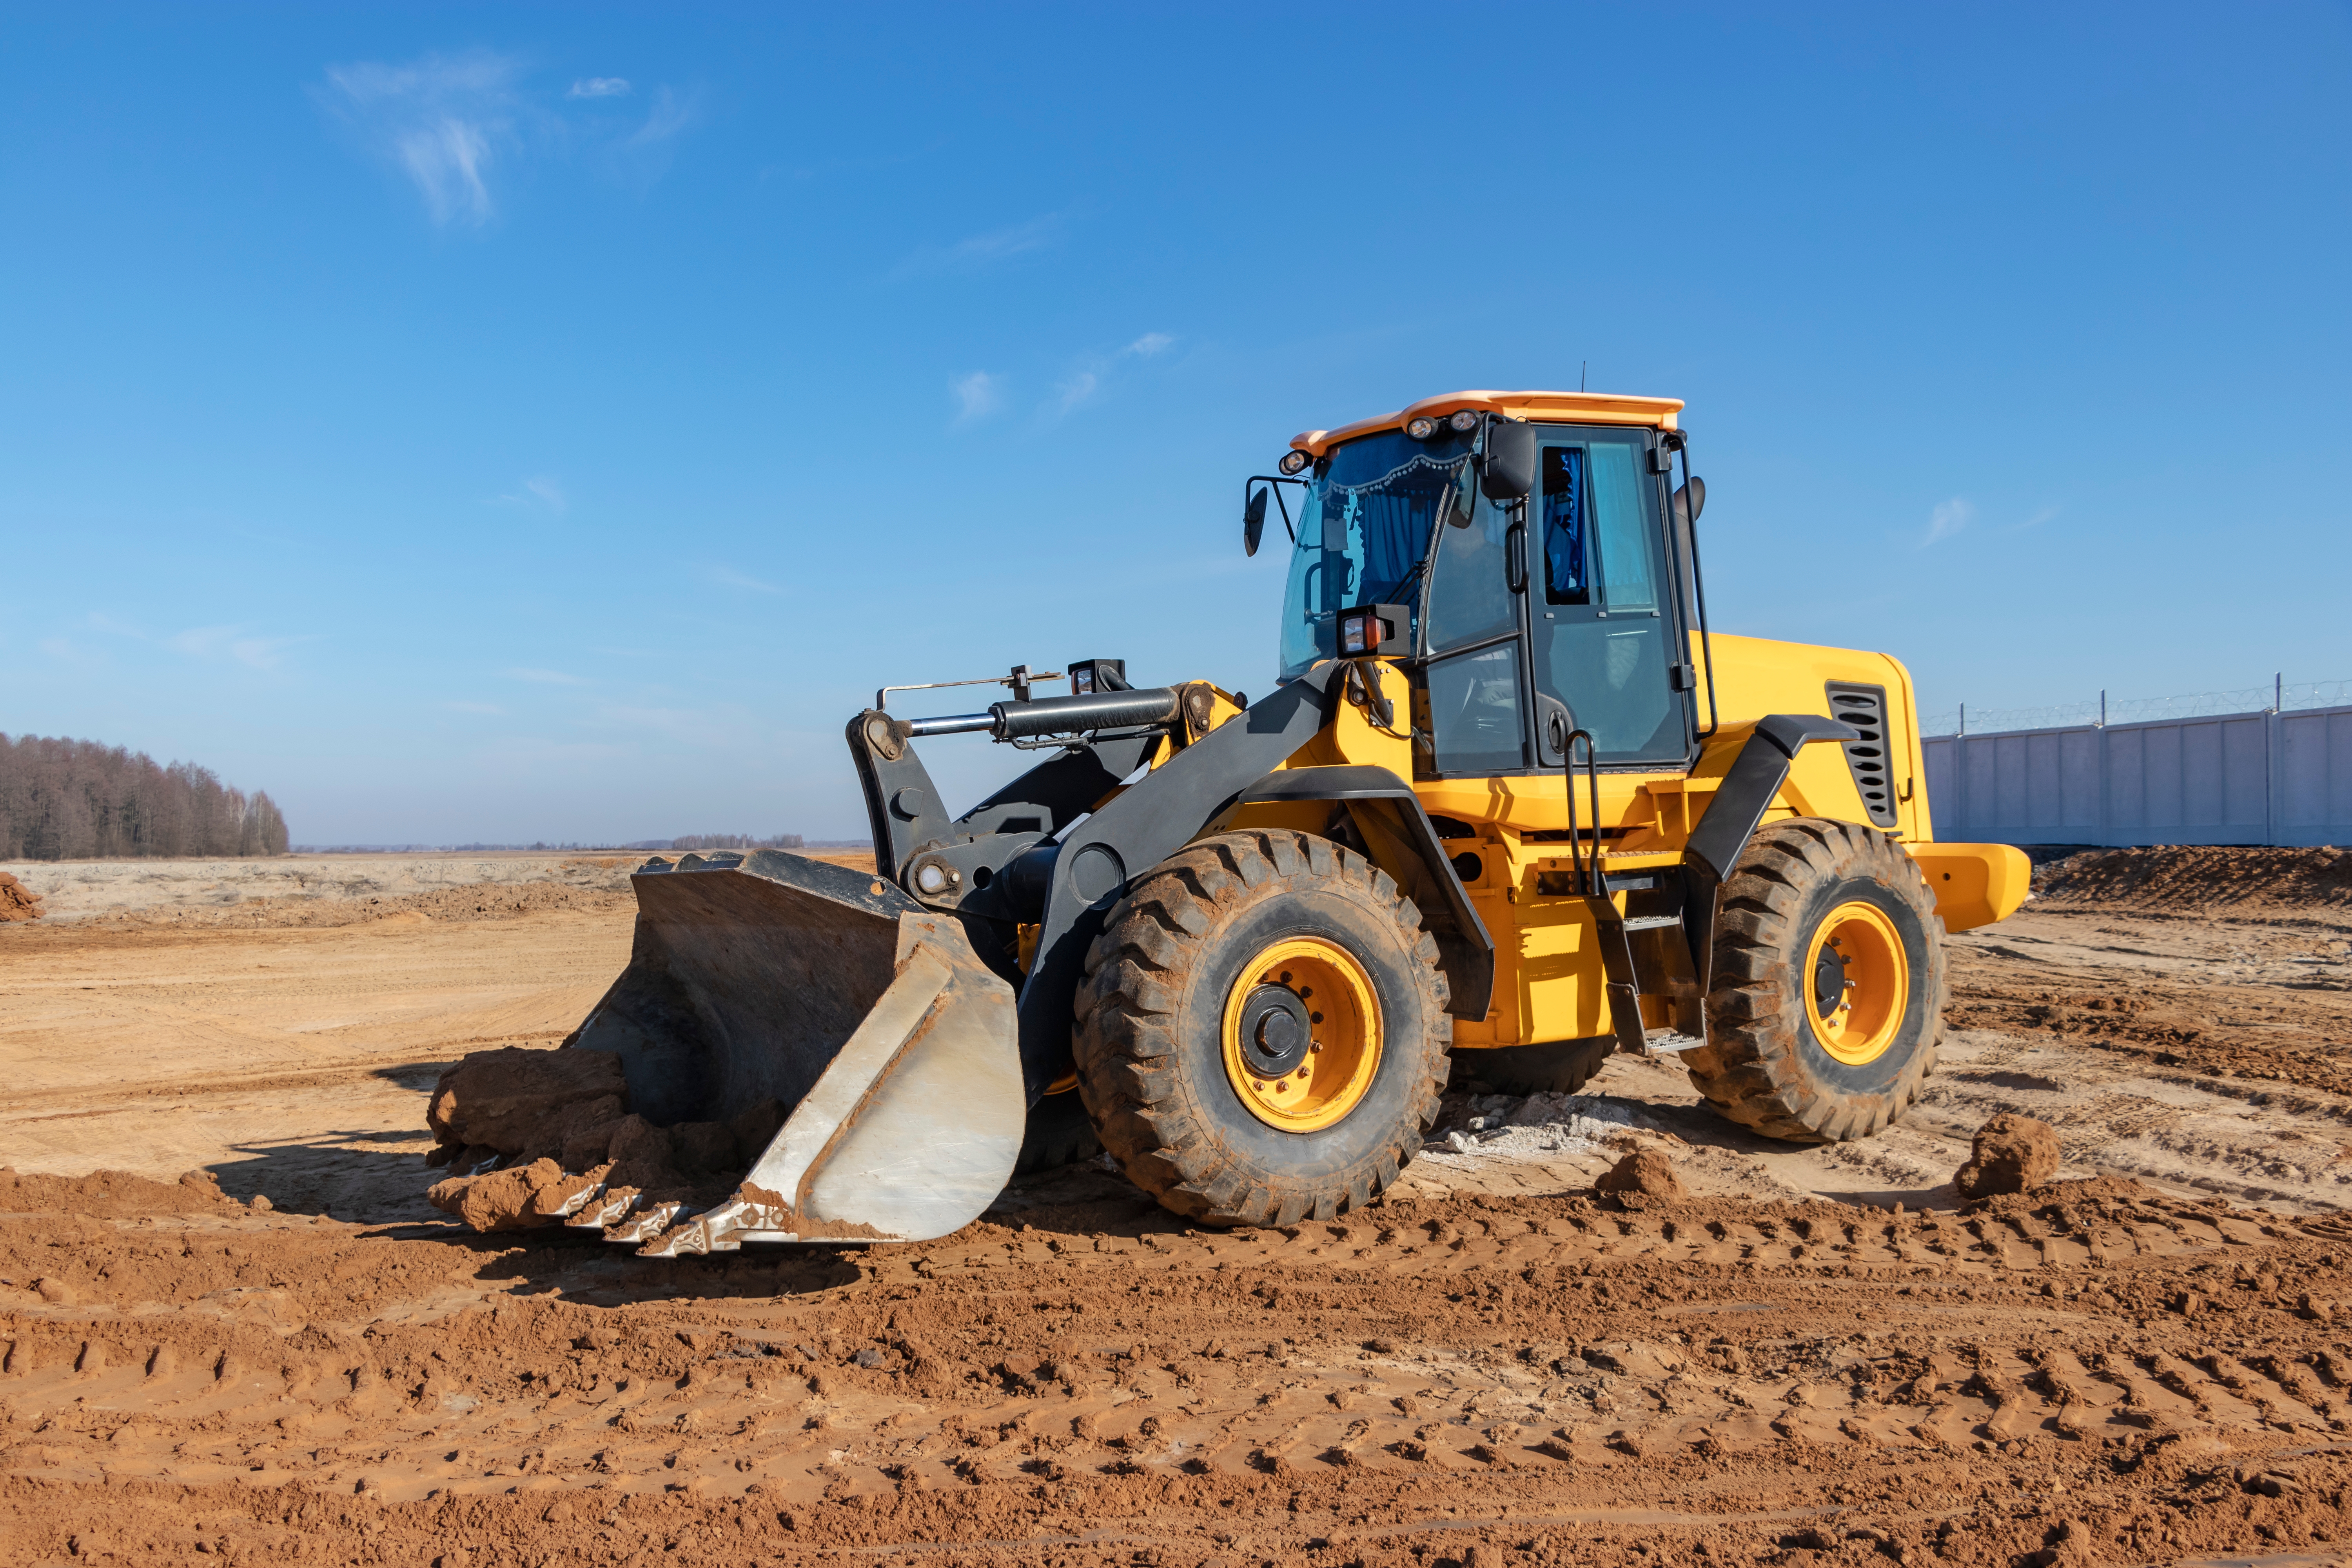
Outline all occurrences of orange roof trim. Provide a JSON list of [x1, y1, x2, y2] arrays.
[[1289, 389, 1684, 458]]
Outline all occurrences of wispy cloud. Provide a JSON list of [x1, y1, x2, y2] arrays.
[[322, 54, 701, 221], [2016, 505, 2061, 531], [445, 700, 506, 715], [85, 611, 307, 670], [1921, 497, 1973, 548], [951, 371, 1004, 425], [493, 475, 567, 514], [166, 625, 307, 669], [710, 566, 780, 594], [504, 667, 588, 686], [322, 50, 521, 225], [595, 704, 720, 742], [606, 85, 701, 190], [1039, 330, 1174, 419], [892, 214, 1062, 279], [627, 85, 696, 148]]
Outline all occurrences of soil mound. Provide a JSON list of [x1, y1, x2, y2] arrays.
[[1954, 1112, 2059, 1198], [2035, 844, 2352, 916], [0, 871, 42, 922], [0, 1165, 243, 1218]]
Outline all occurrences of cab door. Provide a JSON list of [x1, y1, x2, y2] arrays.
[[1524, 430, 1690, 768]]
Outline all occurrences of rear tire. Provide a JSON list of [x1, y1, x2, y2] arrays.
[[1073, 829, 1450, 1228], [1683, 818, 1945, 1143]]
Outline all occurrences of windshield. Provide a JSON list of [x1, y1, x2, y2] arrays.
[[1275, 427, 1473, 680]]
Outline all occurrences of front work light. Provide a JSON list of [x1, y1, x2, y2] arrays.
[[1404, 415, 1439, 440], [1336, 604, 1406, 658], [1277, 449, 1311, 476], [1448, 408, 1480, 433]]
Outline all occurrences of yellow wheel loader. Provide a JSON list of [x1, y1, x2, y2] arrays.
[[568, 389, 2030, 1255]]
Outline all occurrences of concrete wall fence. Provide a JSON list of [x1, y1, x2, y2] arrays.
[[1920, 703, 2352, 848]]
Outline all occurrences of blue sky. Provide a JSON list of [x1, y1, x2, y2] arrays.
[[4, 4, 2348, 844]]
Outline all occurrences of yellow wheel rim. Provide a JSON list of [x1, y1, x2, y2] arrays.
[[1804, 900, 1910, 1066], [1220, 936, 1381, 1132]]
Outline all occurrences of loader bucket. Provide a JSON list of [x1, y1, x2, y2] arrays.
[[569, 849, 1025, 1252]]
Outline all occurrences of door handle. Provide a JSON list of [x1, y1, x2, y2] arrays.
[[1505, 523, 1526, 595], [1537, 695, 1572, 764]]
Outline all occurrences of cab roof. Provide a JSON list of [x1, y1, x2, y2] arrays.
[[1290, 389, 1683, 458]]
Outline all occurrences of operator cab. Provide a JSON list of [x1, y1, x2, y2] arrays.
[[1255, 391, 1707, 782]]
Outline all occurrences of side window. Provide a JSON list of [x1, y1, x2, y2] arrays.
[[1588, 443, 1657, 612], [1542, 448, 1590, 604]]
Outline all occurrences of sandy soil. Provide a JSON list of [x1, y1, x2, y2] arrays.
[[2, 848, 2349, 1565], [0, 851, 641, 925]]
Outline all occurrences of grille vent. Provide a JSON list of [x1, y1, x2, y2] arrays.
[[1824, 682, 1900, 828]]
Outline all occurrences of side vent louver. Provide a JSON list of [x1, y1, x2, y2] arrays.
[[1824, 682, 1900, 828]]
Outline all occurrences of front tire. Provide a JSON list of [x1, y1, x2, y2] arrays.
[[1683, 818, 1945, 1143], [1073, 829, 1450, 1227]]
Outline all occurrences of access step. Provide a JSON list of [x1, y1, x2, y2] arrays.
[[1640, 1029, 1708, 1056]]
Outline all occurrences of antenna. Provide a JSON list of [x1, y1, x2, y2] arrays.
[[1580, 360, 1588, 392]]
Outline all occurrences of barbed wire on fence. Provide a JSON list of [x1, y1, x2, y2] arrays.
[[1918, 677, 2352, 739]]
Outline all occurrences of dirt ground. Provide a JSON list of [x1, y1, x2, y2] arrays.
[[3, 847, 2350, 1566]]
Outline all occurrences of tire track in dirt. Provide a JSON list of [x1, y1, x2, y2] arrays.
[[6, 1169, 2352, 1564]]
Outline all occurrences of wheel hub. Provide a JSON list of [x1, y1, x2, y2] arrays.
[[1219, 936, 1383, 1132], [1812, 942, 1849, 1016], [1802, 899, 1909, 1067], [1240, 985, 1313, 1078]]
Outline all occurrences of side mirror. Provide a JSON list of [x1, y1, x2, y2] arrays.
[[1243, 486, 1269, 557], [1479, 417, 1537, 503], [1673, 476, 1706, 527]]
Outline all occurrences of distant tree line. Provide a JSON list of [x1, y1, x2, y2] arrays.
[[624, 833, 806, 851], [0, 733, 290, 860]]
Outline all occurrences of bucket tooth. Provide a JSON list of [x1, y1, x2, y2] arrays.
[[605, 1201, 686, 1245], [568, 1189, 639, 1230], [549, 1178, 609, 1218], [635, 1191, 797, 1257]]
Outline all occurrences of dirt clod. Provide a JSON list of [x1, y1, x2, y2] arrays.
[[429, 1156, 570, 1231], [1594, 1147, 1684, 1207], [1954, 1112, 2060, 1198]]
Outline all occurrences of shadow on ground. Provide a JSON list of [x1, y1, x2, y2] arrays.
[[209, 1127, 442, 1224]]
